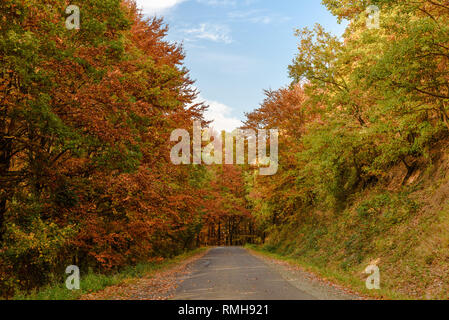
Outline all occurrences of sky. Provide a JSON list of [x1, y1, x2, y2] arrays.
[[136, 0, 346, 132]]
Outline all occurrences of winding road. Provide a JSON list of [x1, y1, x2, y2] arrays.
[[174, 247, 359, 300]]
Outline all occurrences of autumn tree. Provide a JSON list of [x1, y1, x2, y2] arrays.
[[0, 0, 208, 296], [245, 0, 449, 242]]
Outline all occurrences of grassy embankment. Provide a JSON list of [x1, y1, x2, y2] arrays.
[[12, 248, 207, 300], [248, 147, 449, 300]]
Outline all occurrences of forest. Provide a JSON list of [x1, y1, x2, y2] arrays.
[[244, 0, 449, 299], [0, 0, 254, 297], [1, 0, 449, 299]]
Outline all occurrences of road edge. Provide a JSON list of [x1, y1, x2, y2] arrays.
[[245, 246, 372, 300]]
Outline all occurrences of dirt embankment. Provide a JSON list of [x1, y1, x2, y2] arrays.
[[264, 141, 449, 299]]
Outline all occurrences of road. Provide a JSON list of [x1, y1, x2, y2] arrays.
[[174, 247, 357, 300]]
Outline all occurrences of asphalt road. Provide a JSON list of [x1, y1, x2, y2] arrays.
[[174, 247, 318, 300]]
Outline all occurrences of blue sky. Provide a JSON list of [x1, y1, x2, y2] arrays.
[[136, 0, 346, 131]]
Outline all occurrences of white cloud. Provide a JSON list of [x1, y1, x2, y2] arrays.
[[196, 95, 242, 132], [196, 0, 258, 6], [135, 0, 261, 15], [228, 9, 290, 25], [135, 0, 187, 14], [196, 0, 237, 6], [135, 0, 254, 14], [181, 23, 233, 44]]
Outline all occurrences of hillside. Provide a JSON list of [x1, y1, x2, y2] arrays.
[[242, 0, 449, 300], [258, 140, 449, 299]]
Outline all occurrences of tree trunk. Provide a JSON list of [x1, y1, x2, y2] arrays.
[[401, 157, 415, 185], [0, 137, 12, 242], [0, 197, 5, 242]]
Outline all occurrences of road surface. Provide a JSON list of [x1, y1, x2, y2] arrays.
[[174, 247, 358, 300]]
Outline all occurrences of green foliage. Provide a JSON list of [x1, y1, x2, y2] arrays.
[[12, 248, 206, 300], [244, 0, 449, 299], [0, 0, 209, 298]]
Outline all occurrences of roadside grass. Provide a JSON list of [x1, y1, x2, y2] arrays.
[[12, 248, 208, 300], [245, 244, 410, 300], [243, 184, 449, 300]]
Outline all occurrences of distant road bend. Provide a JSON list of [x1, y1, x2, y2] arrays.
[[174, 247, 360, 300]]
